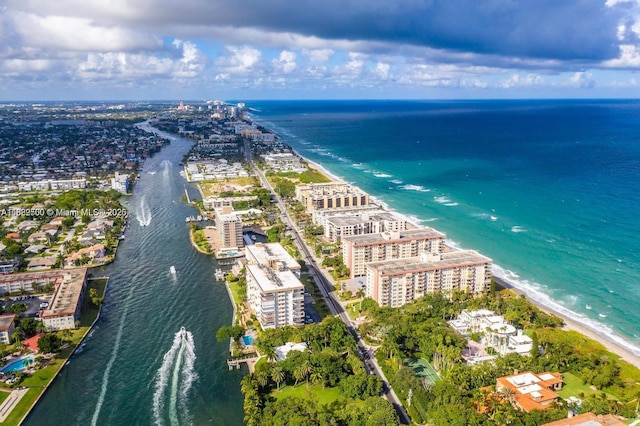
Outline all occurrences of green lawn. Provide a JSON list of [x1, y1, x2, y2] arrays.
[[227, 280, 245, 306], [557, 372, 618, 400], [0, 391, 9, 405], [79, 278, 108, 327], [272, 384, 343, 405], [2, 388, 40, 425], [0, 278, 107, 425]]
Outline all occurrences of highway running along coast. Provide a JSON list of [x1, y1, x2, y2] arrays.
[[252, 161, 412, 424]]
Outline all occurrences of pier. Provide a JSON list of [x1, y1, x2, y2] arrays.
[[184, 185, 191, 203], [227, 354, 260, 373]]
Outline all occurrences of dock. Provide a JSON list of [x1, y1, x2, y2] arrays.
[[184, 185, 191, 203], [227, 354, 260, 373]]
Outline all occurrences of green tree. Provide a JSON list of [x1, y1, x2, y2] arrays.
[[37, 333, 62, 353], [293, 361, 312, 386], [215, 325, 245, 342], [19, 318, 38, 338], [271, 365, 285, 390]]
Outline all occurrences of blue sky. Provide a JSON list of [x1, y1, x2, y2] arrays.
[[1, 0, 639, 100]]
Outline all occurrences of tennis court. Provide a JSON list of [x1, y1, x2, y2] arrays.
[[404, 358, 440, 384]]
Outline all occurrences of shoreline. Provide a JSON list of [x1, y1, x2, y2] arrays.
[[19, 276, 110, 425], [295, 144, 640, 369], [494, 277, 640, 370]]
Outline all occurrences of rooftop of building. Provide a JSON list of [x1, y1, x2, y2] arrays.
[[246, 243, 300, 271], [497, 371, 563, 412], [367, 250, 491, 275], [0, 269, 68, 284], [325, 211, 402, 227], [0, 314, 15, 331], [297, 182, 367, 196], [343, 227, 446, 245], [41, 268, 88, 317], [541, 412, 625, 426], [247, 264, 304, 293]]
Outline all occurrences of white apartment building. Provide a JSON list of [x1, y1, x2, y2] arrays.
[[342, 228, 446, 278], [40, 268, 88, 331], [245, 243, 305, 329], [214, 207, 243, 249], [324, 211, 407, 242], [111, 172, 130, 194], [366, 250, 492, 307], [245, 243, 301, 278], [262, 153, 306, 173], [18, 178, 87, 192], [295, 183, 369, 212], [203, 195, 258, 210]]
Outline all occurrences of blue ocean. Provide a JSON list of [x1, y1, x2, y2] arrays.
[[249, 100, 640, 355]]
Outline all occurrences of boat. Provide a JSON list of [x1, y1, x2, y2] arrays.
[[585, 304, 592, 310], [170, 266, 176, 274], [599, 313, 608, 318]]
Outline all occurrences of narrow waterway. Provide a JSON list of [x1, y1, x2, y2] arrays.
[[26, 127, 244, 425]]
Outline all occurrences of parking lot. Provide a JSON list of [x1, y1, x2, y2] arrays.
[[4, 295, 51, 318]]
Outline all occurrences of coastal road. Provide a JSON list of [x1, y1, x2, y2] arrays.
[[251, 162, 411, 424]]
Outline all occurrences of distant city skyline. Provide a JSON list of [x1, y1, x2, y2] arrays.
[[1, 0, 640, 100]]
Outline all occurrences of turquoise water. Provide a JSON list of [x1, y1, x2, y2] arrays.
[[1, 355, 35, 373], [250, 100, 640, 356], [242, 335, 254, 346]]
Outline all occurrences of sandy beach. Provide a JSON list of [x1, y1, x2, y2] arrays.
[[303, 154, 640, 371], [492, 278, 640, 369]]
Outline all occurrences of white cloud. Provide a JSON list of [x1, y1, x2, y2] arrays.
[[0, 58, 57, 75], [302, 48, 334, 63], [171, 39, 206, 77], [12, 12, 161, 52], [215, 46, 262, 74], [604, 44, 640, 68], [569, 71, 595, 88], [499, 73, 545, 88], [333, 52, 366, 76], [272, 50, 297, 74], [78, 52, 173, 80], [375, 62, 390, 79]]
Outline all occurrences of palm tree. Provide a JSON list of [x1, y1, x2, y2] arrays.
[[309, 371, 324, 389], [271, 366, 285, 390], [294, 362, 313, 386], [11, 329, 24, 345], [293, 365, 306, 386], [264, 345, 277, 363], [500, 386, 516, 407], [255, 370, 269, 389]]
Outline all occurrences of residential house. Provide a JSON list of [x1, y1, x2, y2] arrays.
[[496, 371, 563, 412]]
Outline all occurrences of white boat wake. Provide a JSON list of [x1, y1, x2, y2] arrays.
[[136, 196, 152, 227], [153, 327, 197, 426], [161, 160, 173, 178]]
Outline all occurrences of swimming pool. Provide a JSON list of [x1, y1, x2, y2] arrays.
[[242, 335, 255, 346], [1, 355, 36, 373]]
